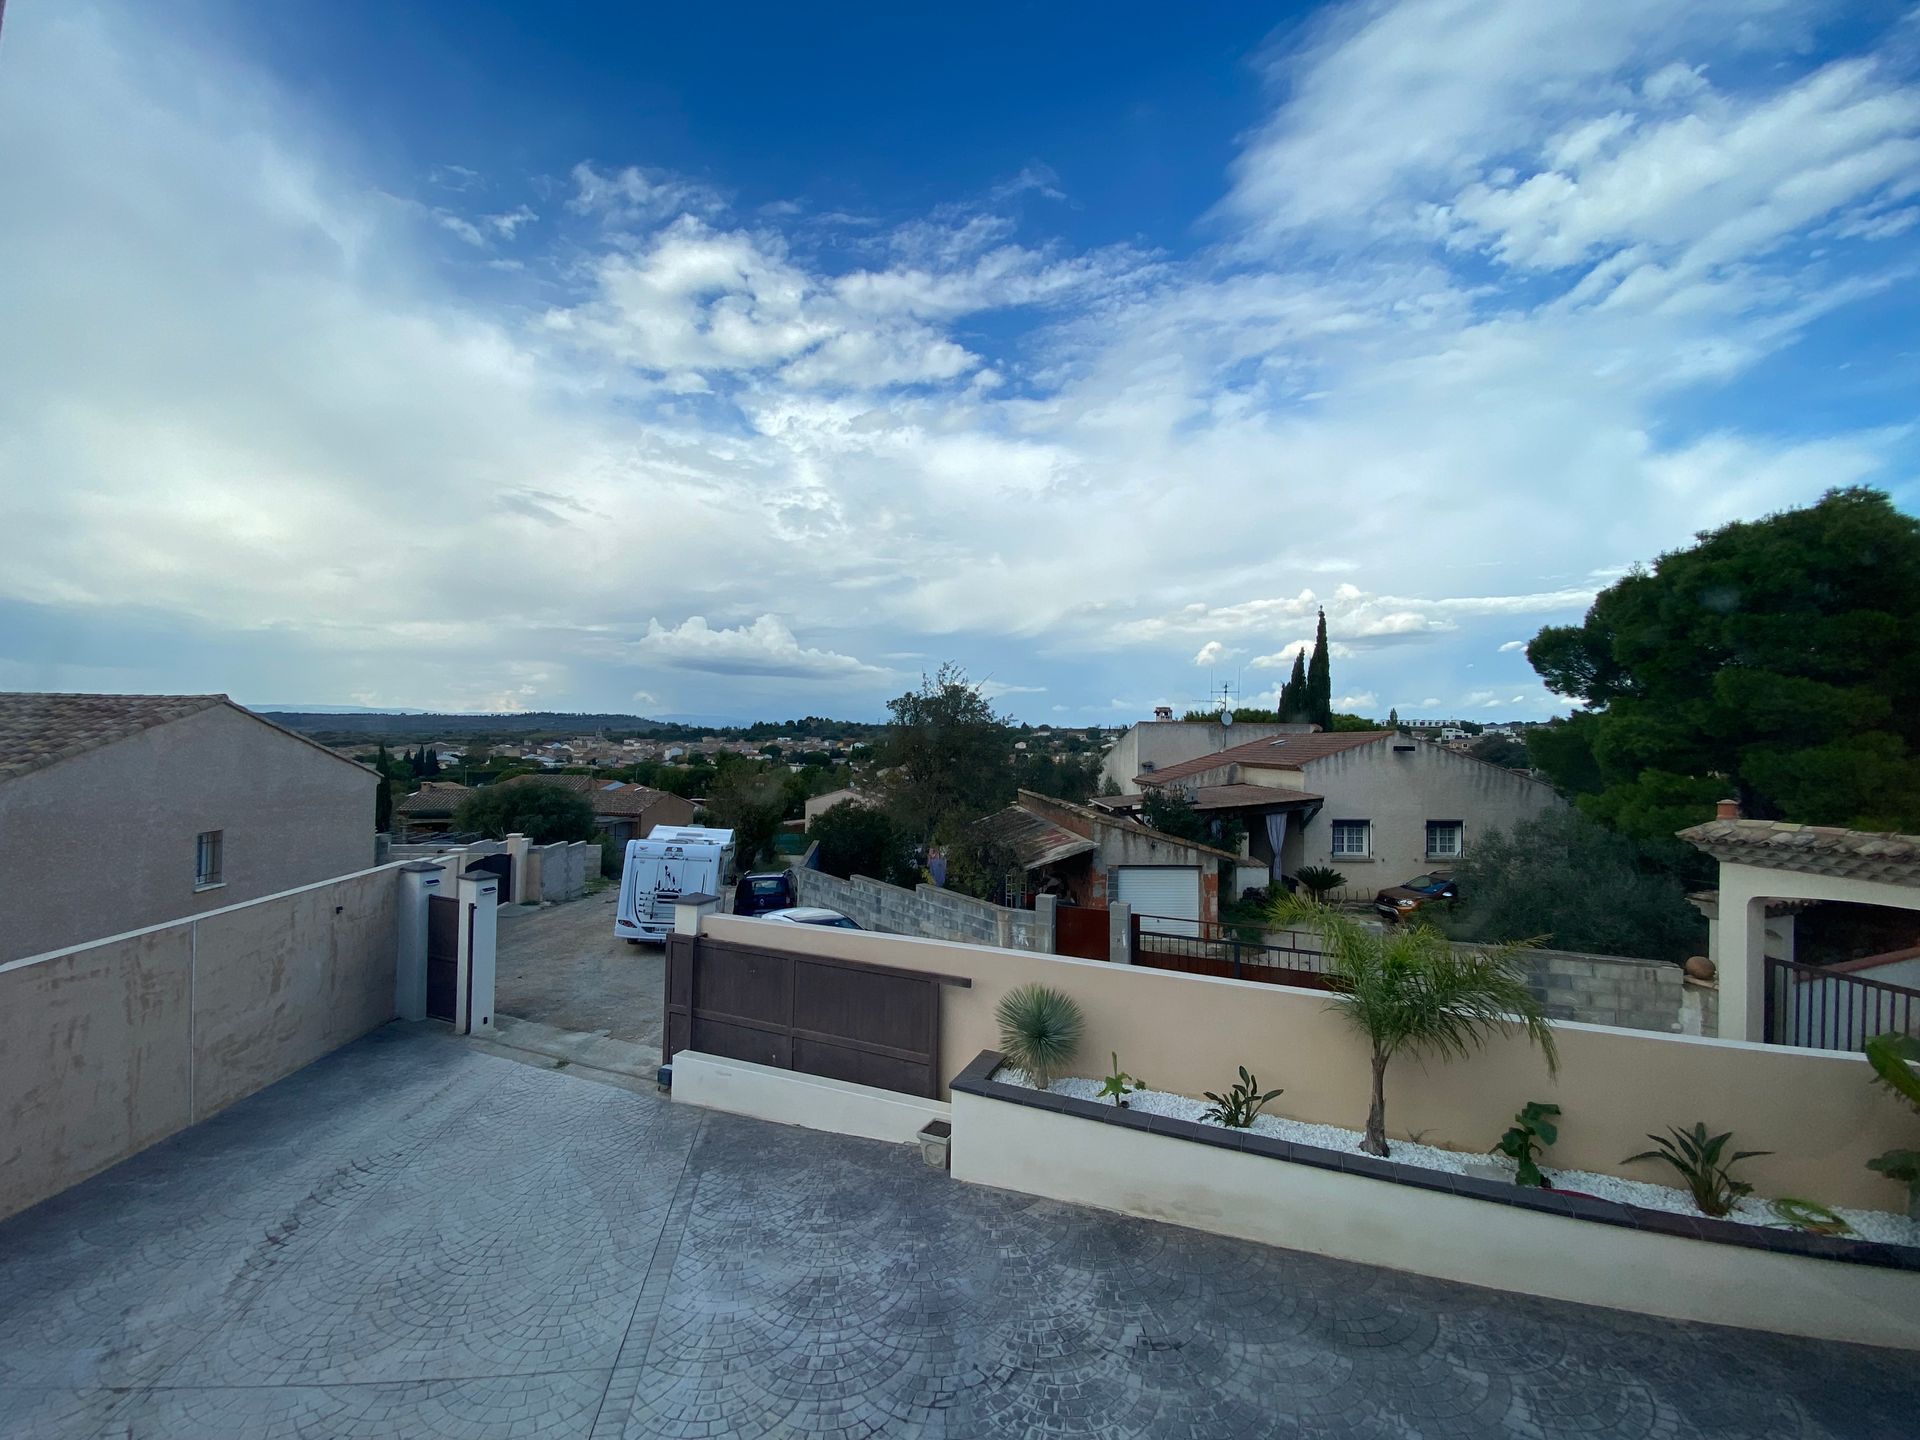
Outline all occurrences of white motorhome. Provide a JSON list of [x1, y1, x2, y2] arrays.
[[615, 825, 737, 943]]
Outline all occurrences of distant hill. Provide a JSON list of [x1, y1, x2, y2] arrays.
[[257, 709, 889, 746]]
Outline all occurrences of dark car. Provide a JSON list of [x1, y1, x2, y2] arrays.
[[733, 870, 798, 916], [1374, 872, 1459, 922]]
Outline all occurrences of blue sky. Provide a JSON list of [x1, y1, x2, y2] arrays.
[[1, 0, 1916, 725]]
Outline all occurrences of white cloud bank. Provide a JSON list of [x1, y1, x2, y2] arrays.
[[0, 0, 1912, 718]]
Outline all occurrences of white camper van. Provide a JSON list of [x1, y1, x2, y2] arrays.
[[615, 825, 737, 943]]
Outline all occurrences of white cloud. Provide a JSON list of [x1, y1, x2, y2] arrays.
[[632, 616, 886, 679], [1497, 640, 1528, 652], [977, 679, 1047, 699], [0, 0, 1909, 723]]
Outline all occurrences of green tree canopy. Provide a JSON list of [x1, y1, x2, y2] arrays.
[[1526, 487, 1920, 838], [1443, 809, 1705, 963], [878, 664, 1015, 841], [454, 781, 597, 844], [807, 801, 916, 886], [707, 763, 787, 868]]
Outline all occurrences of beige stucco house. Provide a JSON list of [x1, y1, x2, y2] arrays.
[[1098, 718, 1319, 796], [0, 693, 376, 964], [1100, 728, 1563, 901]]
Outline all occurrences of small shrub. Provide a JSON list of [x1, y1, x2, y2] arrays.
[[995, 984, 1084, 1091], [1202, 1067, 1283, 1129], [1624, 1122, 1771, 1217], [1491, 1101, 1560, 1188], [1768, 1197, 1852, 1235], [1866, 1150, 1920, 1220], [1295, 865, 1345, 901], [1098, 1053, 1147, 1107]]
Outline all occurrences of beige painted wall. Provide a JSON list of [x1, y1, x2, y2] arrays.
[[0, 864, 402, 1220], [701, 913, 1915, 1210], [0, 704, 376, 964]]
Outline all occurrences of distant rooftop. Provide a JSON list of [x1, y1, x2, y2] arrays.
[[1138, 730, 1393, 787]]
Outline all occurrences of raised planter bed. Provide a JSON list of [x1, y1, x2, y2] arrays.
[[948, 1050, 1920, 1351]]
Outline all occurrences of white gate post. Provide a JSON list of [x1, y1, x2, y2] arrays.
[[456, 872, 500, 1037], [1109, 902, 1133, 965], [395, 861, 446, 1022]]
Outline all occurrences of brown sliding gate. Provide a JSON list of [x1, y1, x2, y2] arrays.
[[664, 934, 969, 1098]]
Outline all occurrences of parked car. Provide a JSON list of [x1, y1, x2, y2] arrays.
[[1374, 872, 1459, 922], [756, 907, 862, 930], [733, 870, 798, 916]]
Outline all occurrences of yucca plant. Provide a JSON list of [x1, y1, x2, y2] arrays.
[[1294, 865, 1346, 902], [995, 983, 1084, 1091], [1272, 893, 1556, 1157], [1624, 1122, 1771, 1218]]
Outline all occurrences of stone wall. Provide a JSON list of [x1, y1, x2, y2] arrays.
[[793, 868, 1053, 951]]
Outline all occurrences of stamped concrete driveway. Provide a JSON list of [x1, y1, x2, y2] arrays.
[[495, 891, 663, 1052], [0, 1026, 1909, 1439]]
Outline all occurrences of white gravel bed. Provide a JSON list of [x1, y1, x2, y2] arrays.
[[996, 1067, 1919, 1250]]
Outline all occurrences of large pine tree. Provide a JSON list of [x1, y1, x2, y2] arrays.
[[1306, 608, 1332, 729]]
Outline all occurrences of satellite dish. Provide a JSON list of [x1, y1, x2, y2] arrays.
[[1219, 703, 1234, 728]]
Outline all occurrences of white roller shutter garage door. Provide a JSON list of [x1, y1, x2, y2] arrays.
[[1111, 866, 1201, 937]]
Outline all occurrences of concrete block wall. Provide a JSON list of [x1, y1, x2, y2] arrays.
[[531, 840, 592, 902], [1522, 948, 1691, 1034], [793, 868, 1052, 952]]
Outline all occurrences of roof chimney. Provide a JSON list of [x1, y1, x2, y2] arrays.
[[1715, 798, 1742, 821]]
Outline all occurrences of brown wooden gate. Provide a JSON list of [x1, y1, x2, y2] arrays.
[[426, 894, 459, 1021], [1055, 904, 1109, 961], [664, 934, 969, 1098]]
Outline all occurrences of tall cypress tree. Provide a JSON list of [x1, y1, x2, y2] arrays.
[[375, 743, 394, 833], [1279, 650, 1309, 720], [1306, 608, 1332, 729]]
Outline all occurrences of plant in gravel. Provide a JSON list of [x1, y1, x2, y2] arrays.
[[1768, 1198, 1852, 1236], [1624, 1122, 1771, 1218], [1864, 1033, 1920, 1220], [1294, 865, 1346, 902], [994, 983, 1084, 1091], [1098, 1053, 1147, 1107], [1270, 894, 1556, 1158], [1203, 1067, 1284, 1128], [1491, 1101, 1561, 1188]]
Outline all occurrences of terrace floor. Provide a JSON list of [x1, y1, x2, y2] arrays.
[[0, 1026, 1908, 1439]]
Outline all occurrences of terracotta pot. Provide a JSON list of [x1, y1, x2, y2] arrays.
[[1684, 955, 1716, 981]]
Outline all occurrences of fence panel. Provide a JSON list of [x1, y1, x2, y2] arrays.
[[1764, 955, 1920, 1051]]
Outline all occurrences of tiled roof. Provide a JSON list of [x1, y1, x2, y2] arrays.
[[0, 692, 226, 784], [1092, 782, 1323, 814], [498, 772, 680, 817], [1678, 818, 1920, 887], [1137, 730, 1393, 786], [977, 804, 1099, 870], [396, 781, 471, 817]]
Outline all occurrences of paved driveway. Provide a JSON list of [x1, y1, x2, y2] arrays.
[[495, 891, 663, 1050], [0, 1026, 1908, 1439]]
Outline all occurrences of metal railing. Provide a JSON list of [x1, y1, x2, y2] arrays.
[[1130, 912, 1335, 983], [1763, 955, 1920, 1052]]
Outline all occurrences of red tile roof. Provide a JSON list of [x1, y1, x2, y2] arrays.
[[1137, 730, 1393, 786]]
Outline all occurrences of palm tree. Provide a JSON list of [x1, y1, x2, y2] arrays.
[[1273, 895, 1557, 1157]]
